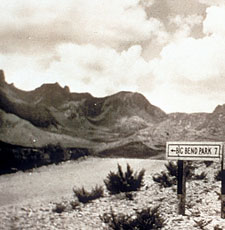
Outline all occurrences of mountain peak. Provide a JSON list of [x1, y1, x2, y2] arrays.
[[35, 82, 63, 92], [213, 104, 225, 114], [0, 70, 5, 83]]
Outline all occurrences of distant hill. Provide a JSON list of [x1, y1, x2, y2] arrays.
[[1, 69, 225, 159]]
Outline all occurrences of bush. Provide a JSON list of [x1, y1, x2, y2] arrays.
[[192, 172, 207, 180], [73, 185, 104, 203], [104, 164, 145, 194], [153, 162, 178, 188], [44, 143, 65, 164], [52, 203, 66, 213], [165, 161, 177, 178], [204, 161, 213, 167], [125, 192, 134, 201], [152, 172, 176, 187], [165, 161, 195, 179], [214, 224, 223, 230], [193, 219, 212, 229], [153, 161, 198, 188], [100, 206, 165, 230], [70, 200, 80, 210]]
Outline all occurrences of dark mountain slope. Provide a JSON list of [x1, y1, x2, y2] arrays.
[[83, 91, 167, 126], [1, 69, 225, 160]]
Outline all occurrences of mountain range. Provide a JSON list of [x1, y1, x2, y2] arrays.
[[1, 69, 225, 159]]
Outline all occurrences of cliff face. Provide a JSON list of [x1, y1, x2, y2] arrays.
[[0, 70, 224, 158]]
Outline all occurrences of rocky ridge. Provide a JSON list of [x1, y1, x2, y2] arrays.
[[1, 69, 225, 158]]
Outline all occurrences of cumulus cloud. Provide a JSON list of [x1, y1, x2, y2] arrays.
[[203, 6, 225, 35], [198, 0, 225, 6], [3, 44, 155, 97], [0, 54, 47, 89], [169, 14, 203, 40], [153, 35, 225, 82], [145, 5, 225, 112], [1, 0, 225, 113], [0, 0, 165, 55], [47, 44, 155, 95], [0, 0, 164, 104], [140, 0, 155, 8]]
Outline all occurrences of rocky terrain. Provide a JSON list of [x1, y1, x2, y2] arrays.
[[0, 158, 225, 229], [1, 69, 225, 157]]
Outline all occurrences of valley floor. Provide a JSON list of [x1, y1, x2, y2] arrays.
[[0, 157, 225, 229]]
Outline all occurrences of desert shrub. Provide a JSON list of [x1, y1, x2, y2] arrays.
[[73, 185, 104, 203], [204, 161, 213, 167], [192, 172, 207, 180], [165, 161, 177, 178], [153, 161, 198, 188], [114, 192, 135, 201], [152, 172, 176, 187], [104, 164, 145, 194], [70, 200, 80, 210], [44, 143, 65, 164], [69, 148, 89, 160], [183, 161, 196, 179], [52, 203, 66, 213], [152, 162, 178, 188], [100, 206, 165, 230], [125, 192, 134, 200], [193, 219, 212, 229], [165, 161, 195, 179], [214, 224, 223, 230]]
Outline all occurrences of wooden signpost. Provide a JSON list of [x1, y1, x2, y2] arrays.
[[166, 142, 224, 217], [177, 160, 186, 215], [221, 143, 225, 219]]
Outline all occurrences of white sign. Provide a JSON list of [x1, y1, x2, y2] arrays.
[[166, 142, 223, 161]]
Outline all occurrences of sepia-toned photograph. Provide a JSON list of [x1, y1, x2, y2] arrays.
[[0, 0, 225, 229]]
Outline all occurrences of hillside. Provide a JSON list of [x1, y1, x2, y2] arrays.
[[1, 69, 225, 160]]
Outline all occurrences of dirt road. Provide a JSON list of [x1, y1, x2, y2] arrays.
[[0, 157, 166, 207]]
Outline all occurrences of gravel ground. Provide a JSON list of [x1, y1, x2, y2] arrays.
[[1, 158, 225, 229]]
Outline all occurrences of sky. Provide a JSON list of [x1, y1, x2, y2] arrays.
[[1, 0, 225, 113]]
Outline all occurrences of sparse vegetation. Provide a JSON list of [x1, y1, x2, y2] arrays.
[[165, 161, 178, 178], [193, 219, 212, 229], [73, 185, 104, 203], [153, 171, 176, 187], [52, 203, 66, 213], [153, 161, 200, 187], [104, 164, 145, 194], [165, 161, 196, 179], [125, 192, 134, 200], [192, 172, 207, 181], [1, 157, 225, 229], [100, 206, 165, 230], [0, 141, 90, 174], [153, 161, 178, 188], [184, 161, 196, 179], [70, 200, 80, 210], [44, 143, 65, 164], [214, 224, 223, 230], [204, 161, 213, 167]]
